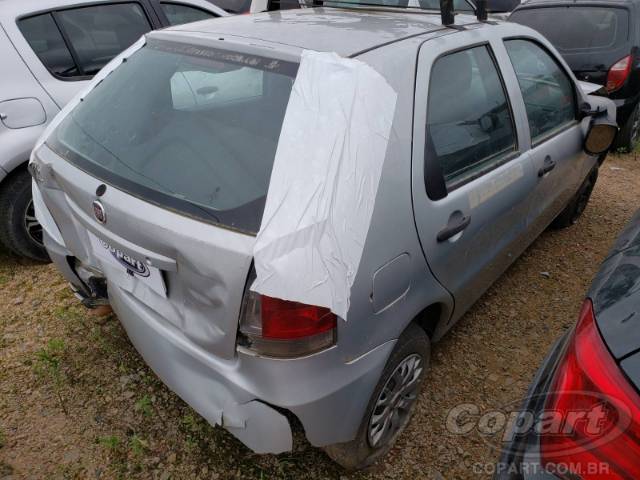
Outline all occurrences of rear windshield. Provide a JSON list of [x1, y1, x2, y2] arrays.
[[49, 39, 298, 234], [510, 6, 630, 52]]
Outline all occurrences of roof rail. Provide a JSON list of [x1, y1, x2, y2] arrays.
[[440, 0, 455, 25], [475, 0, 488, 21], [441, 0, 488, 26]]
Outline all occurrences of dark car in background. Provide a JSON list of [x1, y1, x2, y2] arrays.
[[487, 0, 520, 14], [510, 0, 640, 151], [217, 0, 300, 13], [497, 209, 640, 479]]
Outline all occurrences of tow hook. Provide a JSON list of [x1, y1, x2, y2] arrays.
[[71, 259, 109, 308], [69, 280, 109, 309]]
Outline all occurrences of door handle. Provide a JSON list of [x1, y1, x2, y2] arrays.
[[437, 213, 471, 242], [538, 156, 556, 177]]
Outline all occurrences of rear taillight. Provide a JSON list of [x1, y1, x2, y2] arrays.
[[606, 55, 632, 93], [238, 288, 337, 358], [541, 299, 640, 479]]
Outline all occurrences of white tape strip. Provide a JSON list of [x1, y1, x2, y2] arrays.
[[251, 50, 397, 320]]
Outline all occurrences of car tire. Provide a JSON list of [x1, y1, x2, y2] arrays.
[[0, 168, 50, 262], [613, 103, 640, 152], [551, 167, 599, 230], [323, 323, 430, 470]]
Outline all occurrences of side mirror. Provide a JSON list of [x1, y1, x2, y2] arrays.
[[581, 103, 618, 156], [584, 121, 618, 156]]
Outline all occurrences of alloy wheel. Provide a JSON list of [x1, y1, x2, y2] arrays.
[[367, 353, 423, 448], [24, 199, 44, 247]]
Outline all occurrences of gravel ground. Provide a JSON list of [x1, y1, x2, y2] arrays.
[[1, 152, 639, 480]]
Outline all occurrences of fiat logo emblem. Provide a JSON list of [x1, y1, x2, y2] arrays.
[[92, 200, 106, 224]]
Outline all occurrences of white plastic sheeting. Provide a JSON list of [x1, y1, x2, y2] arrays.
[[251, 50, 397, 320]]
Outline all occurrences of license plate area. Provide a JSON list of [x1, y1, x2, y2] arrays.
[[88, 232, 167, 298]]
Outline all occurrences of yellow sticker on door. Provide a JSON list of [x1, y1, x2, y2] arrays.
[[468, 162, 525, 209]]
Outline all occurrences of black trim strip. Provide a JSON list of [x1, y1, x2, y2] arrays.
[[146, 37, 300, 77], [48, 137, 266, 235], [51, 11, 86, 76]]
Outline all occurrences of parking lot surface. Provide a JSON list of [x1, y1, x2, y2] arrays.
[[1, 152, 639, 480]]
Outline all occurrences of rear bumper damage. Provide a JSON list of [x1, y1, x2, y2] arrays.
[[41, 223, 394, 454], [109, 284, 294, 454], [45, 224, 292, 452], [110, 282, 394, 452]]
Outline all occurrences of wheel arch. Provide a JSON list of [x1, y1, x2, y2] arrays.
[[0, 159, 29, 188], [411, 301, 452, 342], [0, 119, 47, 185]]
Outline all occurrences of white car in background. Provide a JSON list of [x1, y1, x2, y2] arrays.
[[0, 0, 227, 261]]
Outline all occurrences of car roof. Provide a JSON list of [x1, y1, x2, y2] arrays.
[[166, 7, 482, 57]]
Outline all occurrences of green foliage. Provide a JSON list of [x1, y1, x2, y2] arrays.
[[33, 339, 68, 414], [98, 435, 120, 450], [135, 395, 153, 418], [129, 435, 148, 456]]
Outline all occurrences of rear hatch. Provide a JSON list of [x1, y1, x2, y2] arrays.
[[510, 4, 631, 86], [37, 35, 298, 359]]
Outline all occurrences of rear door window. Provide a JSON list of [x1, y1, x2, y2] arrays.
[[18, 13, 80, 78], [505, 39, 576, 143], [160, 2, 217, 25], [427, 45, 517, 189], [55, 3, 152, 76]]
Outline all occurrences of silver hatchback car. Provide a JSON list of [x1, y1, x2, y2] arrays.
[[31, 6, 617, 469]]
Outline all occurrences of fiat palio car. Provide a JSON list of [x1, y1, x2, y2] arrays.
[[30, 5, 617, 469]]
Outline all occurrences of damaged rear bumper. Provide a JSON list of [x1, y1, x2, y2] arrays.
[[44, 228, 292, 452], [109, 284, 293, 453], [41, 222, 395, 453]]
